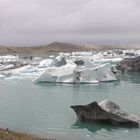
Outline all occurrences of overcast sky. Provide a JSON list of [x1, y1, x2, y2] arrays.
[[0, 0, 140, 46]]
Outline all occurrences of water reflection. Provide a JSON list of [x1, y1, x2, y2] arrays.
[[35, 80, 120, 89], [71, 120, 118, 133], [119, 72, 140, 84]]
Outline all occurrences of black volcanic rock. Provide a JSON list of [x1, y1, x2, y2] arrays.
[[74, 60, 84, 66], [71, 100, 140, 127], [116, 56, 140, 72]]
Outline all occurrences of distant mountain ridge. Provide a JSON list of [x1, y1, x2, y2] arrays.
[[0, 42, 140, 57], [0, 42, 94, 56]]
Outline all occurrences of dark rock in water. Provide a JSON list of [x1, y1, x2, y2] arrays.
[[111, 66, 121, 76], [116, 56, 140, 72], [125, 52, 135, 57], [71, 100, 140, 127], [74, 60, 84, 66]]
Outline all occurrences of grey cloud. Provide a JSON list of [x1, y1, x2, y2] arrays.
[[0, 0, 140, 46]]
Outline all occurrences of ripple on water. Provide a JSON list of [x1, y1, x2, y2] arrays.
[[0, 74, 140, 140]]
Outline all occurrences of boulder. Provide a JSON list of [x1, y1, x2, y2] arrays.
[[116, 56, 140, 72], [71, 100, 140, 127]]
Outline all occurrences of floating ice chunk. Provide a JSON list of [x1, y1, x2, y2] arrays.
[[94, 58, 123, 64], [84, 60, 98, 68], [48, 55, 55, 58], [38, 56, 66, 68], [0, 55, 18, 63], [75, 63, 117, 83], [54, 55, 66, 67], [0, 64, 15, 71], [33, 62, 117, 83], [93, 63, 117, 81], [33, 63, 77, 83], [38, 59, 55, 68], [8, 65, 38, 74], [2, 65, 40, 80]]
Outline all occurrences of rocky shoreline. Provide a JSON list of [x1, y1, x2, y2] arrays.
[[0, 128, 48, 140]]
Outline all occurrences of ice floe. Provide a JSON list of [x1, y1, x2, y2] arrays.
[[0, 48, 139, 83], [33, 63, 117, 83]]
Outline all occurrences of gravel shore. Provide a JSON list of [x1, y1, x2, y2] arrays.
[[0, 128, 48, 140]]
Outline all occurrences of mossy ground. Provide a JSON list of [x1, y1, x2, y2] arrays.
[[0, 128, 47, 140]]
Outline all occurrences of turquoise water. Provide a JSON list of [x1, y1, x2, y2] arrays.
[[0, 73, 140, 140]]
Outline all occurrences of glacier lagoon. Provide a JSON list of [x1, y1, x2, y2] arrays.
[[0, 73, 140, 140]]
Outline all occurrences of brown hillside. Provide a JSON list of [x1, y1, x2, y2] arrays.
[[0, 42, 95, 56]]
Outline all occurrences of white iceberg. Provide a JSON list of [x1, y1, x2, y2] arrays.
[[0, 55, 18, 63], [38, 56, 66, 68], [38, 59, 55, 68], [33, 63, 77, 83], [33, 63, 117, 83], [8, 65, 38, 74], [0, 64, 15, 71], [3, 65, 43, 80]]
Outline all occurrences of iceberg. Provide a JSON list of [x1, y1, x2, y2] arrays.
[[93, 63, 117, 81], [38, 59, 55, 68], [33, 63, 117, 83], [0, 64, 15, 71], [38, 56, 66, 68], [33, 63, 77, 83], [0, 50, 123, 82], [8, 65, 38, 74], [3, 65, 42, 80], [0, 55, 18, 63]]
